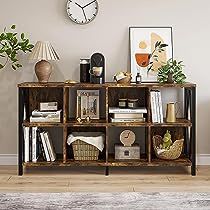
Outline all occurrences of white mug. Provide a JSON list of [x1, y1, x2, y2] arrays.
[[89, 67, 103, 77]]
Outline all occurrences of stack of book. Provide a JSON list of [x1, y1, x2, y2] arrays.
[[23, 127, 56, 162], [109, 107, 147, 123], [30, 110, 62, 123], [150, 90, 163, 123]]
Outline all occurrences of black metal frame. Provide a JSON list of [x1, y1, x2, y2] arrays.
[[18, 87, 24, 176], [184, 87, 196, 176]]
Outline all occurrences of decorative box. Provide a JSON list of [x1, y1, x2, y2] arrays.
[[40, 102, 58, 111], [115, 144, 140, 160]]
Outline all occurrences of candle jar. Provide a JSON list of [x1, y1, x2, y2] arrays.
[[127, 99, 138, 109], [118, 99, 127, 108]]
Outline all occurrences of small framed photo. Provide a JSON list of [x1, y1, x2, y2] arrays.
[[77, 90, 99, 119], [130, 27, 173, 82]]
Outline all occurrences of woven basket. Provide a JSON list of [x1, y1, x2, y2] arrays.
[[153, 135, 184, 160], [72, 139, 99, 161], [117, 76, 131, 84]]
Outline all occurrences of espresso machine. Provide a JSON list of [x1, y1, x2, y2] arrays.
[[90, 53, 105, 84]]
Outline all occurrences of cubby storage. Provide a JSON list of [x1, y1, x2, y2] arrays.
[[18, 82, 196, 176]]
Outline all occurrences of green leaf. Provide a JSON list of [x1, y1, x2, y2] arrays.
[[12, 65, 17, 70], [0, 64, 4, 69], [160, 44, 168, 48], [21, 33, 25, 40], [15, 63, 22, 68], [11, 25, 16, 29]]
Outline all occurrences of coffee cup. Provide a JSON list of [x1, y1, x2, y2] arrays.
[[89, 67, 103, 77]]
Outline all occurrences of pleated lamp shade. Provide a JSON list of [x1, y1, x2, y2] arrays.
[[29, 41, 59, 61]]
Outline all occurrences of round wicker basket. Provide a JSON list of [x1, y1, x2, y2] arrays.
[[117, 76, 131, 84], [153, 135, 184, 160]]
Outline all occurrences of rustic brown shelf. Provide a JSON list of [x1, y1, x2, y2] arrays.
[[150, 119, 192, 127], [18, 82, 196, 176], [22, 121, 64, 127]]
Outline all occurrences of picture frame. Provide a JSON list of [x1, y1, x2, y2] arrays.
[[77, 90, 100, 119], [129, 27, 173, 82]]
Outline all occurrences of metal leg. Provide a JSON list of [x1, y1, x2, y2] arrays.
[[18, 88, 24, 176], [105, 166, 109, 176], [190, 87, 196, 176], [184, 88, 190, 156]]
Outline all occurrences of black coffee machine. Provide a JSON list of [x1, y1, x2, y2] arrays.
[[90, 53, 105, 84]]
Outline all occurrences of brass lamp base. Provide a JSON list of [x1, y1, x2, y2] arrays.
[[35, 60, 52, 83]]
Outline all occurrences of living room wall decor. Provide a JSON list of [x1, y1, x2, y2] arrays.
[[130, 27, 173, 82]]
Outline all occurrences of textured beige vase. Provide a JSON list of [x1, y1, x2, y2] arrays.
[[35, 60, 52, 83]]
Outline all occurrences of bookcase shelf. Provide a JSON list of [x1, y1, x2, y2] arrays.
[[18, 82, 196, 176]]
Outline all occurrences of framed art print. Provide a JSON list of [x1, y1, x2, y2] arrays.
[[130, 27, 173, 82], [77, 90, 99, 119]]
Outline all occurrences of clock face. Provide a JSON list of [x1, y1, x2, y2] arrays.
[[66, 0, 99, 25], [120, 130, 136, 147]]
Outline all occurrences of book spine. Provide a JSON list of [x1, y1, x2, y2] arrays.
[[111, 118, 145, 122], [150, 91, 158, 123], [109, 109, 147, 114], [113, 113, 144, 119], [45, 132, 56, 161], [37, 130, 46, 160], [40, 132, 51, 161], [23, 126, 29, 162], [155, 91, 160, 123], [44, 132, 55, 162], [157, 91, 164, 123], [32, 127, 37, 162], [29, 127, 32, 162]]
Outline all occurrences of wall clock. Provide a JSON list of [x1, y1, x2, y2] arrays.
[[66, 0, 99, 25], [120, 130, 136, 147]]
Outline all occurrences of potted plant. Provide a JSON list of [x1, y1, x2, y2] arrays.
[[0, 25, 34, 70], [157, 58, 186, 84]]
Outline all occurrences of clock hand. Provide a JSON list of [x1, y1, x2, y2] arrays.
[[125, 132, 130, 138], [82, 8, 87, 22], [83, 0, 96, 8], [75, 2, 82, 8]]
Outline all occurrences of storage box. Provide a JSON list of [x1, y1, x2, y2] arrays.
[[39, 102, 58, 111], [115, 144, 140, 160]]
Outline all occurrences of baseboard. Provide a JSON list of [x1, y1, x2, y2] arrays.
[[0, 154, 209, 166], [0, 154, 18, 165], [197, 154, 210, 165]]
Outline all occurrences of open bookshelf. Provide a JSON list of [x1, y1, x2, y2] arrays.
[[18, 82, 196, 176]]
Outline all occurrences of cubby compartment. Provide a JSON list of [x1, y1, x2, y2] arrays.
[[68, 87, 106, 122], [107, 127, 147, 165], [150, 127, 190, 165], [23, 126, 63, 165], [24, 87, 63, 123], [108, 87, 148, 123], [66, 126, 106, 164]]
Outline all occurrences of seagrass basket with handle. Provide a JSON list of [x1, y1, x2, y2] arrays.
[[153, 135, 184, 160]]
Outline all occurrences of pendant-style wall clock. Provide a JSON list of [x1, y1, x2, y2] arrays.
[[66, 0, 99, 25]]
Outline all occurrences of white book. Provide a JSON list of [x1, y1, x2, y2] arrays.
[[157, 91, 164, 123], [30, 116, 60, 123], [150, 91, 158, 123], [155, 91, 160, 123], [40, 132, 51, 161], [44, 132, 56, 162], [32, 127, 38, 162], [110, 118, 146, 123], [112, 113, 144, 119], [23, 126, 30, 162], [32, 110, 62, 116], [109, 107, 147, 114]]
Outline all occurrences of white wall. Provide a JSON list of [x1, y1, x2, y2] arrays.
[[0, 0, 209, 158]]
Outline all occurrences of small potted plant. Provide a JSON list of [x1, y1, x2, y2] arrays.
[[0, 25, 34, 70], [157, 58, 186, 84]]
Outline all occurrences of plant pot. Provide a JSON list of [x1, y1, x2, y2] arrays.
[[167, 72, 174, 84]]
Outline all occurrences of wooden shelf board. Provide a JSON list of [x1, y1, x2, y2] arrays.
[[18, 82, 196, 88], [66, 120, 107, 127], [151, 119, 192, 127], [150, 157, 192, 166], [18, 82, 64, 88], [108, 122, 149, 127], [22, 121, 63, 127]]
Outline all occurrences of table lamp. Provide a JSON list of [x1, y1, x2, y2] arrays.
[[29, 41, 59, 83]]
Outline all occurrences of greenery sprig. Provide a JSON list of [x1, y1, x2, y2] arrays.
[[147, 41, 168, 73], [0, 25, 34, 70]]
